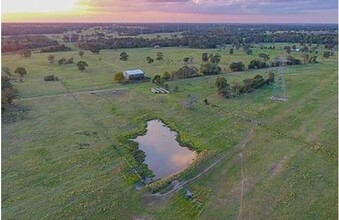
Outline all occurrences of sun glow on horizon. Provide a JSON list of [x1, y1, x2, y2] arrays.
[[2, 0, 78, 13]]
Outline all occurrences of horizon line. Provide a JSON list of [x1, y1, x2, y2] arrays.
[[2, 21, 338, 25]]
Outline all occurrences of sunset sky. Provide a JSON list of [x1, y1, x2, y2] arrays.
[[2, 0, 338, 23]]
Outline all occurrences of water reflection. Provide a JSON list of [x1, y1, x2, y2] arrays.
[[133, 120, 196, 180]]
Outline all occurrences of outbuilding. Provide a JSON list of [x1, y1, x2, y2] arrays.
[[123, 69, 145, 80]]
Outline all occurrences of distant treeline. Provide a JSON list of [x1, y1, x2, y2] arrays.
[[2, 23, 337, 52], [79, 31, 337, 50], [1, 35, 59, 53]]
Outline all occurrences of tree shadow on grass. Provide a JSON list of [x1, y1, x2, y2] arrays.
[[2, 105, 30, 125]]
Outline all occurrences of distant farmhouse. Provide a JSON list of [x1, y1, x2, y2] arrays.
[[123, 69, 146, 80]]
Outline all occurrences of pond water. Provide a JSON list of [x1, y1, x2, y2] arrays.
[[132, 119, 196, 180]]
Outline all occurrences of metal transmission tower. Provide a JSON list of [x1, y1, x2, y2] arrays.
[[270, 57, 288, 101]]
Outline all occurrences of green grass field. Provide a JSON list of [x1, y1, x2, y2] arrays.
[[2, 44, 338, 219]]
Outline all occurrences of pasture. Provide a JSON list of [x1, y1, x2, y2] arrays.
[[2, 44, 337, 219]]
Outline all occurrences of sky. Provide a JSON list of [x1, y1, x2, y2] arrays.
[[1, 0, 338, 23]]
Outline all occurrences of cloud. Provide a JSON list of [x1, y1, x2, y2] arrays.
[[3, 0, 338, 22], [77, 0, 338, 16]]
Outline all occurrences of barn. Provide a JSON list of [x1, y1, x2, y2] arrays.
[[123, 69, 145, 80]]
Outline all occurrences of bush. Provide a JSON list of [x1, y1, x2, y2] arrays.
[[44, 75, 59, 81], [40, 44, 71, 53], [230, 62, 245, 72], [114, 72, 125, 83]]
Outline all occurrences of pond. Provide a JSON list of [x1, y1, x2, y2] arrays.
[[132, 119, 196, 180]]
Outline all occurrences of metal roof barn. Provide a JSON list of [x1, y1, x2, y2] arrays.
[[123, 69, 145, 80]]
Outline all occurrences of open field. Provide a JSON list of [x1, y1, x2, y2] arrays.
[[2, 45, 338, 219]]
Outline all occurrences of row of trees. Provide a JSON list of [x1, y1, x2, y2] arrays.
[[215, 72, 275, 98], [77, 29, 337, 51]]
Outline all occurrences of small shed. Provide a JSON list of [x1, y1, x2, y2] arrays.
[[123, 69, 145, 80]]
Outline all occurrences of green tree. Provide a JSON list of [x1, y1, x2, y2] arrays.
[[202, 53, 209, 62], [20, 49, 32, 58], [209, 53, 221, 63], [114, 72, 125, 82], [323, 51, 331, 58], [79, 50, 85, 57], [215, 76, 230, 98], [120, 52, 129, 61], [2, 76, 19, 110], [156, 52, 163, 61], [76, 61, 88, 72], [245, 49, 253, 55], [301, 53, 310, 64], [48, 55, 55, 64], [163, 72, 171, 81], [90, 47, 100, 54], [258, 53, 270, 61], [231, 82, 241, 96], [229, 48, 234, 55], [200, 63, 221, 75], [230, 62, 245, 72], [147, 57, 154, 64], [152, 75, 163, 85], [14, 67, 27, 82], [183, 57, 190, 64], [58, 58, 66, 65]]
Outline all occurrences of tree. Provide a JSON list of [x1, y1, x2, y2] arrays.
[[67, 57, 74, 64], [248, 60, 267, 69], [323, 51, 331, 58], [2, 76, 19, 110], [163, 72, 171, 81], [152, 75, 163, 85], [309, 56, 318, 63], [76, 61, 88, 72], [79, 50, 85, 57], [209, 53, 221, 63], [200, 63, 221, 75], [14, 67, 27, 82], [120, 52, 129, 61], [156, 52, 163, 61], [48, 55, 55, 64], [171, 66, 199, 79], [183, 57, 190, 63], [245, 49, 253, 55], [231, 82, 241, 96], [114, 72, 125, 83], [146, 56, 154, 64], [58, 58, 66, 65], [229, 48, 234, 55], [202, 53, 209, 62], [19, 49, 32, 58], [301, 53, 310, 64], [258, 53, 270, 61], [90, 47, 100, 54], [215, 76, 230, 98], [230, 62, 245, 72]]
